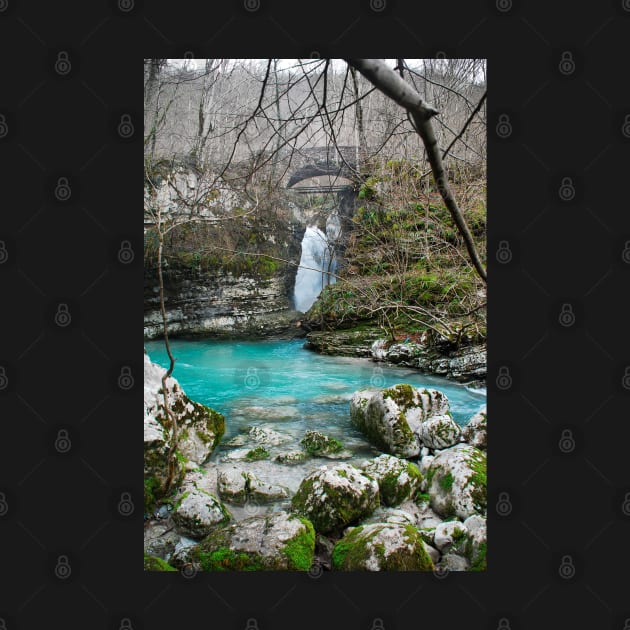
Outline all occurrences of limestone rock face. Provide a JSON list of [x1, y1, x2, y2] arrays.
[[332, 522, 434, 571], [188, 511, 316, 571], [291, 463, 379, 533], [144, 354, 224, 511], [426, 444, 487, 520]]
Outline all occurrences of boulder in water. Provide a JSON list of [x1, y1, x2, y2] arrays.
[[349, 384, 450, 457], [300, 430, 344, 456], [217, 466, 289, 505]]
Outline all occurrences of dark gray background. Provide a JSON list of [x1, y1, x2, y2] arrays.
[[1, 0, 629, 628]]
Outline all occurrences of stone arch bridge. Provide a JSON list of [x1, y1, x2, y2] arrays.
[[283, 145, 359, 193]]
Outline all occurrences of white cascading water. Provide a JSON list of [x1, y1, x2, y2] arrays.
[[293, 223, 337, 313]]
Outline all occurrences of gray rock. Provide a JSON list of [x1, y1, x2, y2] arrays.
[[187, 511, 316, 571], [350, 385, 450, 458], [332, 522, 434, 571], [291, 463, 379, 533], [426, 444, 487, 520], [437, 552, 470, 571], [417, 414, 462, 450], [359, 454, 423, 506], [171, 473, 231, 538], [462, 407, 487, 450], [217, 465, 289, 505], [433, 521, 468, 553], [144, 520, 181, 560]]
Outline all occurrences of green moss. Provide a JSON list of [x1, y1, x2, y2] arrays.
[[465, 448, 487, 512], [382, 384, 417, 408], [332, 524, 434, 571], [300, 431, 344, 456], [415, 492, 431, 504], [283, 517, 316, 570], [196, 547, 266, 571], [144, 476, 161, 513], [469, 542, 487, 571], [440, 471, 455, 492], [245, 447, 270, 461], [144, 554, 177, 571]]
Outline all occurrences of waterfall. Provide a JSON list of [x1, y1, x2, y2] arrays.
[[293, 225, 336, 313]]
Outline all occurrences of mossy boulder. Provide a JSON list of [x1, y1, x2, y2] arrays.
[[189, 512, 315, 571], [417, 414, 462, 450], [144, 353, 225, 513], [359, 454, 423, 507], [291, 463, 380, 534], [463, 514, 487, 571], [300, 430, 344, 457], [426, 444, 487, 520], [462, 407, 487, 450], [433, 520, 468, 553], [217, 465, 289, 505], [331, 523, 434, 571], [144, 553, 177, 571], [349, 385, 450, 457], [275, 451, 310, 465], [171, 473, 231, 538]]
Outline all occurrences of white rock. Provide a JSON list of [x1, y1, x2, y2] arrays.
[[433, 520, 468, 552], [417, 414, 462, 450]]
